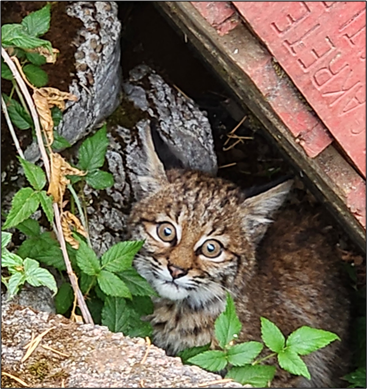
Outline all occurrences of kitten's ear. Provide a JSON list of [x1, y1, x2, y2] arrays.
[[241, 180, 293, 245], [137, 122, 168, 194]]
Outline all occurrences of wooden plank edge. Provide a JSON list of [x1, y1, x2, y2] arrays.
[[154, 1, 365, 252]]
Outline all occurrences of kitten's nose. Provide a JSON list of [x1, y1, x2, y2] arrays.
[[168, 265, 188, 279]]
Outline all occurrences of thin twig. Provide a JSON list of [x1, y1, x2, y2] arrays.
[[22, 327, 55, 363], [197, 378, 233, 387], [223, 138, 242, 151], [41, 344, 70, 358], [140, 337, 151, 365], [1, 372, 29, 387], [223, 115, 247, 146], [2, 46, 93, 325], [218, 162, 237, 169], [1, 96, 25, 159]]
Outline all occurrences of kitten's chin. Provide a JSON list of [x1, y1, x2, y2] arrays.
[[155, 282, 190, 300]]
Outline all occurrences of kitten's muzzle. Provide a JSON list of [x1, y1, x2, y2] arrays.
[[168, 264, 188, 279]]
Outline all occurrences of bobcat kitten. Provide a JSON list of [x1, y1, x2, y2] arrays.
[[128, 126, 351, 387]]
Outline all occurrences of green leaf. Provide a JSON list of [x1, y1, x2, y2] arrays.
[[1, 252, 23, 270], [227, 341, 263, 366], [278, 348, 310, 380], [52, 132, 71, 151], [129, 295, 154, 317], [1, 231, 12, 249], [21, 4, 51, 37], [16, 218, 40, 237], [1, 59, 13, 80], [55, 282, 74, 315], [101, 241, 144, 273], [1, 24, 52, 53], [286, 326, 340, 356], [18, 157, 46, 190], [78, 125, 109, 171], [97, 270, 132, 298], [101, 296, 129, 333], [188, 350, 227, 372], [25, 51, 47, 66], [226, 365, 276, 387], [2, 187, 40, 230], [7, 272, 26, 298], [214, 293, 242, 349], [76, 239, 101, 276], [178, 343, 211, 364], [86, 296, 104, 324], [260, 317, 285, 353], [51, 106, 63, 127], [2, 94, 33, 130], [23, 257, 57, 294], [79, 272, 96, 295], [86, 169, 114, 190], [17, 231, 65, 271], [38, 191, 54, 224], [118, 268, 157, 297], [23, 64, 48, 87], [126, 319, 152, 338], [343, 367, 366, 388]]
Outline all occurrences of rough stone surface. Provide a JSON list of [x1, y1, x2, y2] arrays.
[[1, 301, 243, 388]]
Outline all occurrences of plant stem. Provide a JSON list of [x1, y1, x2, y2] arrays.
[[67, 183, 92, 247], [1, 96, 25, 159], [2, 46, 93, 325], [13, 81, 31, 116], [252, 352, 277, 365]]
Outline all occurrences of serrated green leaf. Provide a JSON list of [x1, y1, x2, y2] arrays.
[[227, 341, 263, 366], [38, 191, 54, 223], [17, 231, 65, 271], [286, 326, 340, 356], [188, 350, 227, 372], [52, 132, 71, 151], [260, 317, 285, 353], [2, 188, 39, 230], [51, 106, 63, 127], [16, 218, 40, 237], [1, 252, 23, 270], [86, 169, 114, 190], [97, 270, 132, 298], [343, 367, 366, 388], [76, 239, 101, 276], [124, 303, 153, 338], [1, 232, 12, 249], [55, 282, 74, 315], [178, 343, 211, 364], [23, 64, 48, 87], [1, 24, 52, 53], [101, 241, 144, 273], [25, 52, 47, 66], [101, 296, 129, 333], [215, 293, 242, 348], [7, 271, 26, 298], [118, 268, 157, 297], [86, 296, 104, 324], [226, 365, 276, 387], [18, 157, 46, 190], [129, 295, 154, 317], [2, 94, 33, 130], [23, 258, 57, 293], [79, 272, 96, 295], [78, 125, 109, 171], [21, 4, 51, 37], [278, 348, 310, 380], [1, 59, 13, 80]]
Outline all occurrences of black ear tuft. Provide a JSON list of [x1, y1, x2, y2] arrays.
[[150, 120, 185, 170]]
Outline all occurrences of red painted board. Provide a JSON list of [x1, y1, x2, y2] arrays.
[[191, 2, 239, 36], [234, 1, 366, 177]]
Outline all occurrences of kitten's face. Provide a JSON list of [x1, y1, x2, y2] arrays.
[[129, 171, 254, 308]]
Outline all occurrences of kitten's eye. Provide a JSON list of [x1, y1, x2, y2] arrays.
[[201, 239, 222, 258], [157, 222, 176, 243]]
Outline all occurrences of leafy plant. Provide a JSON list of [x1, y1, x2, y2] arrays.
[[1, 231, 57, 298], [1, 4, 153, 340], [180, 294, 340, 387]]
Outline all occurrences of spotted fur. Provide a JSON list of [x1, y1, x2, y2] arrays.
[[127, 126, 351, 387]]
